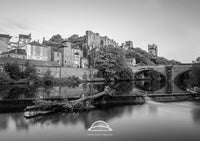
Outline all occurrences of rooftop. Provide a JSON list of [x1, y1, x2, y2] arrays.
[[0, 34, 12, 39], [29, 41, 45, 47], [8, 49, 27, 55], [42, 40, 61, 48], [19, 34, 31, 39]]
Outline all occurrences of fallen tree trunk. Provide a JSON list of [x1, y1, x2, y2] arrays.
[[24, 86, 114, 119]]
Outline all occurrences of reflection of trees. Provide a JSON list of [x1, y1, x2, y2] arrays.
[[0, 105, 133, 131], [0, 113, 29, 131], [192, 109, 200, 125], [134, 70, 166, 91], [108, 82, 134, 95], [1, 85, 37, 100], [0, 105, 134, 131], [25, 105, 135, 129], [134, 79, 165, 91]]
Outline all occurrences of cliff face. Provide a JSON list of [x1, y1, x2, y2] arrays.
[[125, 47, 181, 66]]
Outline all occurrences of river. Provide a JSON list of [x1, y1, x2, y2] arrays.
[[0, 81, 200, 141]]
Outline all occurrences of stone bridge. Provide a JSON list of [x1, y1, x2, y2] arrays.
[[130, 64, 193, 82]]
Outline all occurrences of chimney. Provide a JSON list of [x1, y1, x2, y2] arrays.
[[37, 40, 39, 43], [43, 37, 45, 42]]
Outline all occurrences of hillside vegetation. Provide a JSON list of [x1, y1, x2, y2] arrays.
[[125, 47, 181, 66]]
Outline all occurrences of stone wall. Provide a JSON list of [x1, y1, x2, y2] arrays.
[[61, 67, 97, 80], [0, 57, 97, 79]]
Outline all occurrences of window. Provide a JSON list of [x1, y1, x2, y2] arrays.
[[65, 60, 67, 63], [57, 60, 59, 63], [57, 52, 59, 56]]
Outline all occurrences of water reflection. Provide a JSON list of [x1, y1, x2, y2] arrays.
[[134, 79, 165, 91], [0, 80, 187, 101], [175, 70, 193, 90], [0, 102, 200, 141]]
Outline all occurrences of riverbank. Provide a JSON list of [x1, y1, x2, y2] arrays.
[[0, 92, 200, 113]]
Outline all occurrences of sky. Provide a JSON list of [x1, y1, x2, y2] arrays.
[[0, 0, 199, 63]]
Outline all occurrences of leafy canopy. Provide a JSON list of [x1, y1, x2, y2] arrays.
[[95, 45, 133, 80], [49, 34, 64, 43]]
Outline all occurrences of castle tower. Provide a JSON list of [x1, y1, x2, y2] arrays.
[[148, 44, 158, 57]]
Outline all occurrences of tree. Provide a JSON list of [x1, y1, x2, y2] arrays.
[[125, 47, 181, 66], [195, 57, 200, 63], [23, 61, 37, 80], [4, 62, 21, 80], [95, 45, 133, 81], [43, 70, 54, 85], [49, 34, 63, 43]]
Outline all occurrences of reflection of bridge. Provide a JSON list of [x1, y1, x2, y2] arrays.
[[131, 64, 192, 81], [131, 64, 193, 93]]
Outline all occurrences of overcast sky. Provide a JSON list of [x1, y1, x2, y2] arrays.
[[0, 0, 199, 63]]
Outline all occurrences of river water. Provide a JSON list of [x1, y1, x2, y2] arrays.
[[0, 81, 200, 141]]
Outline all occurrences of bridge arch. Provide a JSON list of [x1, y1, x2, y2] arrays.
[[171, 65, 192, 82], [174, 70, 192, 90], [131, 66, 167, 80], [134, 69, 166, 80]]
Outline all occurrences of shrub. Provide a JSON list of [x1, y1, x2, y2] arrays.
[[4, 62, 21, 80], [23, 62, 37, 80], [43, 70, 54, 86], [116, 67, 134, 81], [0, 72, 12, 85]]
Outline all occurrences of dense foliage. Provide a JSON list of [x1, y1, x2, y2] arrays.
[[49, 34, 64, 43], [126, 48, 181, 65], [23, 61, 37, 80], [0, 72, 12, 85], [4, 62, 21, 80], [95, 45, 134, 81]]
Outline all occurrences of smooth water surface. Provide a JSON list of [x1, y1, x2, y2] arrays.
[[0, 101, 200, 141], [0, 81, 199, 141]]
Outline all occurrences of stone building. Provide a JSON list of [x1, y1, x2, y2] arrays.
[[126, 57, 136, 67], [148, 44, 158, 57], [61, 40, 83, 68], [121, 41, 133, 50], [42, 39, 62, 65], [18, 34, 31, 47], [67, 30, 118, 68], [85, 30, 118, 50], [22, 41, 49, 61], [0, 34, 12, 54], [2, 48, 27, 59], [80, 57, 88, 68]]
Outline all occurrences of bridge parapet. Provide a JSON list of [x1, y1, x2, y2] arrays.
[[131, 64, 193, 82]]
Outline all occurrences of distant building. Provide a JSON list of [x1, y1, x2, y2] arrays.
[[18, 33, 31, 47], [9, 42, 19, 50], [81, 57, 88, 68], [53, 49, 62, 65], [85, 30, 118, 50], [122, 41, 133, 50], [22, 41, 49, 61], [2, 49, 27, 59], [126, 57, 136, 67], [148, 44, 158, 57], [67, 30, 118, 68], [42, 39, 62, 65], [0, 34, 12, 54], [61, 40, 83, 68], [72, 45, 83, 68]]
